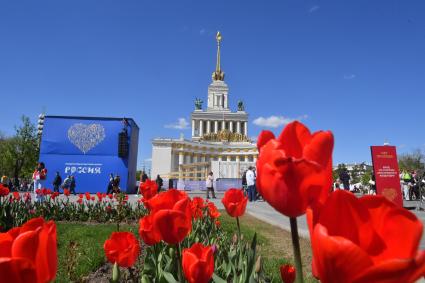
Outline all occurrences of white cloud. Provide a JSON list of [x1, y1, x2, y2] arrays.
[[309, 5, 319, 13], [199, 28, 206, 35], [344, 74, 356, 80], [144, 158, 152, 162], [253, 115, 308, 128], [165, 118, 189, 130]]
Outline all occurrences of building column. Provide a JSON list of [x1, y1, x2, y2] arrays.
[[192, 120, 195, 137], [177, 152, 185, 189], [222, 120, 226, 131], [237, 121, 241, 134], [218, 155, 222, 162], [214, 120, 218, 133], [229, 121, 233, 133], [199, 120, 203, 137], [253, 155, 257, 163], [236, 155, 240, 162], [207, 120, 211, 134], [244, 121, 248, 136]]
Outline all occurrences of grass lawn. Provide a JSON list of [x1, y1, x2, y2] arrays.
[[55, 222, 137, 282], [219, 212, 317, 283]]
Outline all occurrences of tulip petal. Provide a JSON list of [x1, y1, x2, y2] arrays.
[[353, 251, 425, 283], [312, 224, 373, 283], [303, 131, 334, 169], [0, 233, 13, 257], [277, 121, 311, 158], [0, 257, 37, 283], [19, 217, 44, 233], [154, 210, 190, 244], [257, 130, 275, 150], [35, 221, 57, 283], [11, 230, 39, 263], [361, 195, 423, 260], [317, 190, 385, 255]]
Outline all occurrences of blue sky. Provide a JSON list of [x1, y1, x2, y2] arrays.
[[1, 0, 424, 169]]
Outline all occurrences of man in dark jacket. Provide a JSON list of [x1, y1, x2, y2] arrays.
[[53, 172, 62, 193], [70, 176, 76, 195], [339, 169, 351, 191], [156, 175, 163, 191]]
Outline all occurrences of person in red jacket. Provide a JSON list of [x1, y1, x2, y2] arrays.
[[33, 162, 47, 200]]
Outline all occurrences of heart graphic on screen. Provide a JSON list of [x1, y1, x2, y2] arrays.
[[67, 123, 106, 154]]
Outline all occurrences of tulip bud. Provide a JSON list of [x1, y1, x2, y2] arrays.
[[211, 244, 217, 254], [112, 262, 120, 282], [169, 247, 175, 258], [254, 256, 262, 273], [280, 264, 296, 283]]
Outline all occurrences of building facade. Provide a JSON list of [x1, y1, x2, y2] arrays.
[[151, 32, 258, 189]]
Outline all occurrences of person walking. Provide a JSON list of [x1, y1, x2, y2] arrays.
[[242, 170, 248, 196], [206, 172, 216, 199], [141, 171, 148, 183], [106, 174, 114, 194], [156, 174, 163, 192], [53, 172, 62, 193], [339, 168, 350, 191], [62, 175, 71, 191], [401, 170, 412, 200], [246, 166, 256, 202], [70, 175, 76, 195], [112, 175, 121, 193]]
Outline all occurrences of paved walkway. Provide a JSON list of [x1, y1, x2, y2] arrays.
[[189, 192, 425, 249], [23, 191, 425, 248]]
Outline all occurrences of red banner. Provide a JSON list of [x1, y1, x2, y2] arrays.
[[370, 146, 403, 207]]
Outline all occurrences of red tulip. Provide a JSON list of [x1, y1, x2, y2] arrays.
[[103, 232, 140, 267], [207, 202, 220, 219], [85, 192, 91, 201], [222, 188, 248, 218], [138, 215, 161, 246], [280, 264, 296, 283], [139, 179, 158, 200], [145, 190, 192, 244], [78, 193, 83, 199], [63, 189, 70, 197], [256, 121, 334, 218], [0, 217, 57, 283], [309, 190, 425, 283], [96, 192, 103, 201], [182, 243, 214, 283], [50, 192, 59, 200], [0, 185, 10, 197], [191, 197, 205, 219], [12, 192, 20, 201]]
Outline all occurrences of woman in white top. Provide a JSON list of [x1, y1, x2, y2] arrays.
[[206, 172, 216, 199]]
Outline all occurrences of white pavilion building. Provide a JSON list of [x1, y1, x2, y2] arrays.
[[151, 32, 258, 189]]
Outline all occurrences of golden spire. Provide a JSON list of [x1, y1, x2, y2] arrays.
[[212, 31, 225, 81]]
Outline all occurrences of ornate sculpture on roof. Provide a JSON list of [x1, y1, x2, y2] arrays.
[[194, 98, 203, 110], [237, 100, 244, 111], [212, 31, 225, 81], [200, 129, 250, 143]]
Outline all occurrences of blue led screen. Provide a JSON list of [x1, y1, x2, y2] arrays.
[[39, 116, 139, 193]]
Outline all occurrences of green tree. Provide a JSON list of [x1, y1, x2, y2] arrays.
[[0, 116, 39, 179], [398, 149, 425, 172], [361, 168, 372, 186]]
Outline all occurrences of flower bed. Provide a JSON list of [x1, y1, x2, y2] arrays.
[[1, 121, 425, 283]]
